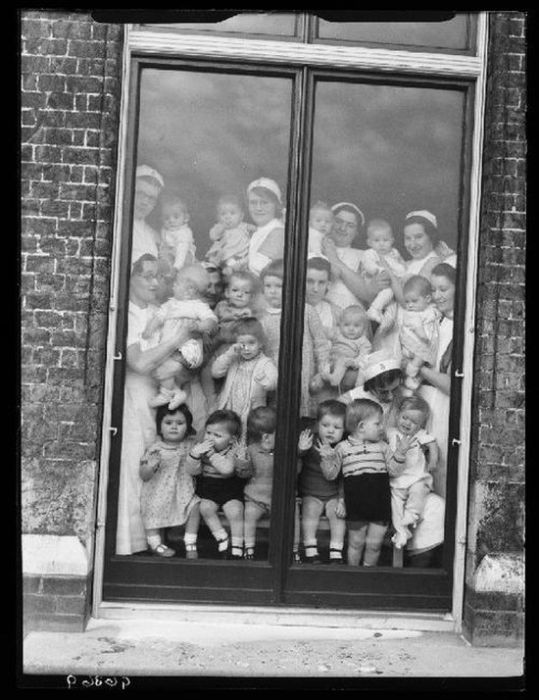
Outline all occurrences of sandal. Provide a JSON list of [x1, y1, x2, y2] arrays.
[[151, 543, 175, 558]]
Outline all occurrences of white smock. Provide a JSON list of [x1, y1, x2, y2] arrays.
[[248, 218, 283, 276], [131, 218, 159, 264], [115, 301, 159, 555], [419, 315, 453, 499]]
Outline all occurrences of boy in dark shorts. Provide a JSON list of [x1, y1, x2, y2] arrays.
[[186, 409, 249, 559]]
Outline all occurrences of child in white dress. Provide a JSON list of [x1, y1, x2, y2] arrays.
[[139, 404, 201, 558], [321, 305, 372, 389], [307, 201, 334, 256], [205, 195, 255, 276], [375, 275, 441, 395], [387, 395, 439, 548], [142, 265, 218, 409], [159, 191, 196, 272], [363, 219, 407, 324], [200, 270, 258, 410]]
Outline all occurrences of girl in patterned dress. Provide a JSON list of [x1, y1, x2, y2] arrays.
[[210, 317, 278, 439], [139, 403, 201, 558]]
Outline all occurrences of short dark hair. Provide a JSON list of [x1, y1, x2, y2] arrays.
[[306, 256, 331, 276], [316, 399, 346, 423], [260, 258, 284, 282], [232, 317, 267, 347], [431, 262, 457, 286], [132, 253, 157, 276], [246, 406, 277, 443], [205, 409, 242, 439], [345, 398, 383, 433], [155, 403, 196, 437], [404, 215, 440, 246], [364, 368, 402, 395]]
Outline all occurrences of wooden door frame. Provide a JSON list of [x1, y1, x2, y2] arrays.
[[92, 15, 489, 626]]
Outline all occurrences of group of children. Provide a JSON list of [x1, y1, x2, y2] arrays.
[[140, 391, 438, 565], [134, 190, 443, 565]]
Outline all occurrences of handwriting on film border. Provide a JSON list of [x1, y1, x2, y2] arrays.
[[66, 675, 131, 689]]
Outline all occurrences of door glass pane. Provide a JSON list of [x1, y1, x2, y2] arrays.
[[315, 13, 470, 51], [300, 79, 463, 568], [116, 67, 292, 563], [144, 12, 298, 37]]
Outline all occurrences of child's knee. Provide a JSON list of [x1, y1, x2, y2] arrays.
[[199, 499, 217, 517]]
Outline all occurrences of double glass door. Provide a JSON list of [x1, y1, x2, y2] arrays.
[[103, 46, 470, 610]]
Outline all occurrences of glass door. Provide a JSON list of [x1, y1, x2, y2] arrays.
[[283, 72, 469, 609], [103, 58, 300, 604], [102, 48, 473, 612]]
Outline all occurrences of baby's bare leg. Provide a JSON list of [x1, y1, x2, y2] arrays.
[[222, 499, 245, 557], [325, 498, 346, 560], [327, 356, 348, 386], [301, 496, 325, 557], [244, 500, 266, 553], [402, 480, 431, 526]]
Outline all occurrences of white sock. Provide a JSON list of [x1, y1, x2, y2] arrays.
[[147, 534, 161, 549], [304, 540, 318, 558], [213, 528, 229, 551], [329, 542, 343, 558], [231, 537, 243, 556], [184, 533, 197, 549]]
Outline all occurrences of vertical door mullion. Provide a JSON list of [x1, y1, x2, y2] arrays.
[[104, 57, 143, 562], [268, 66, 316, 602], [442, 82, 476, 576]]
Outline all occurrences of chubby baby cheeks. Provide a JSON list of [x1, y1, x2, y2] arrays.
[[339, 306, 368, 340], [225, 273, 256, 309]]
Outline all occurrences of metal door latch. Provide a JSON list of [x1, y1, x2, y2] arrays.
[[109, 427, 118, 437], [451, 438, 461, 447], [113, 351, 122, 360], [454, 369, 464, 378]]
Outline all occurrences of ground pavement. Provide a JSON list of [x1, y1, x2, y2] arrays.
[[21, 615, 525, 689]]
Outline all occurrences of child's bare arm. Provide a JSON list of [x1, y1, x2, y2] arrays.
[[211, 344, 240, 378], [298, 429, 314, 454], [253, 359, 278, 390], [233, 440, 254, 479], [139, 446, 162, 482], [387, 435, 412, 477]]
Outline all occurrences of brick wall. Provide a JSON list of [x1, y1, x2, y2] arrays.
[[20, 11, 123, 631], [463, 11, 526, 646]]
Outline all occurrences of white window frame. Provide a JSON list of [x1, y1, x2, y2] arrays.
[[93, 14, 489, 634]]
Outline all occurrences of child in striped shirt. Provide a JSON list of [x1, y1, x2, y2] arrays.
[[318, 398, 411, 567]]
